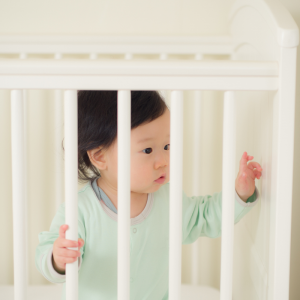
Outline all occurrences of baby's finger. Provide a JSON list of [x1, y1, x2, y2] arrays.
[[78, 239, 85, 249], [59, 224, 68, 239], [247, 162, 263, 171], [253, 170, 262, 178], [239, 152, 249, 169], [60, 238, 78, 249], [58, 247, 81, 259]]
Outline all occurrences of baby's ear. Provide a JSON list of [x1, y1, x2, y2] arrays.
[[87, 147, 107, 170]]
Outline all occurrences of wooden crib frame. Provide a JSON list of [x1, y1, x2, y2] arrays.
[[0, 0, 298, 299]]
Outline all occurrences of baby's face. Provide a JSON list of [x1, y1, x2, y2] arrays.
[[130, 109, 170, 193], [107, 109, 170, 194]]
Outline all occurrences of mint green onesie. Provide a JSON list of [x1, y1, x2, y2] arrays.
[[35, 179, 259, 300]]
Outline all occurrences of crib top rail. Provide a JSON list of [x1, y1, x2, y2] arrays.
[[0, 59, 278, 76], [0, 59, 278, 91], [0, 35, 234, 56]]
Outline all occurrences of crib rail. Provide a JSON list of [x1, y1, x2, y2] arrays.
[[0, 59, 278, 91], [0, 35, 234, 56]]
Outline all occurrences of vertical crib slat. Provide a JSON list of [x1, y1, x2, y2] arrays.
[[169, 91, 183, 300], [64, 90, 78, 300], [191, 90, 202, 285], [191, 50, 203, 286], [117, 90, 131, 300], [159, 53, 168, 106], [220, 91, 236, 300], [19, 52, 30, 285], [11, 90, 27, 300], [54, 89, 64, 211], [272, 46, 297, 300], [54, 53, 64, 212]]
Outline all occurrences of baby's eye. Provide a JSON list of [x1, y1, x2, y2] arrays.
[[142, 148, 153, 154], [164, 144, 170, 150]]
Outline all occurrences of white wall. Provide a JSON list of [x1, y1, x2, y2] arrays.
[[0, 0, 299, 299]]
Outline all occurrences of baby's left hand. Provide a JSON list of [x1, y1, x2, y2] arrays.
[[235, 152, 263, 202]]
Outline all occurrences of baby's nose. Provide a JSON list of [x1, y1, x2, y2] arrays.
[[155, 154, 169, 168]]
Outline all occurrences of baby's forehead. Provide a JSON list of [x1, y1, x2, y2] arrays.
[[131, 123, 170, 144], [131, 112, 170, 143]]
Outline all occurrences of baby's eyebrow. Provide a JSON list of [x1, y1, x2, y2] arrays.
[[137, 137, 153, 144], [137, 135, 170, 144]]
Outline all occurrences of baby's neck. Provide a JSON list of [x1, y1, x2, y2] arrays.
[[97, 177, 148, 218]]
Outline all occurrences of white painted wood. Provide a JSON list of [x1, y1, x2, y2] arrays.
[[220, 91, 236, 300], [0, 35, 234, 55], [191, 90, 202, 286], [0, 60, 278, 90], [54, 54, 64, 212], [22, 88, 29, 287], [0, 59, 278, 76], [169, 91, 183, 300], [11, 90, 27, 300], [117, 90, 131, 300], [271, 46, 297, 300], [54, 89, 64, 212], [64, 90, 78, 300], [159, 52, 168, 105], [19, 47, 30, 286], [230, 0, 299, 48], [268, 91, 279, 300], [0, 74, 278, 91]]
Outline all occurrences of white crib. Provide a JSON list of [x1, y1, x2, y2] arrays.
[[0, 0, 298, 299]]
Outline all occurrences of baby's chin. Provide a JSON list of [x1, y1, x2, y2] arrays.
[[131, 182, 167, 194], [148, 181, 168, 193]]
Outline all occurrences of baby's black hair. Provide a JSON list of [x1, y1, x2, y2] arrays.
[[75, 90, 168, 184]]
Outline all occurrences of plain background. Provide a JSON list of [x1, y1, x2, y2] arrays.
[[0, 0, 299, 299]]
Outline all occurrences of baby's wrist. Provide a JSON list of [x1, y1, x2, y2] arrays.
[[52, 254, 65, 275], [235, 190, 248, 202]]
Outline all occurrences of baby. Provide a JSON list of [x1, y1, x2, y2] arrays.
[[35, 90, 262, 300]]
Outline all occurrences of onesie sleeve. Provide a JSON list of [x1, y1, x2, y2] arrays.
[[182, 186, 260, 244], [35, 202, 86, 283]]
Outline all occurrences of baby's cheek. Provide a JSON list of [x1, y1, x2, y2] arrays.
[[131, 163, 148, 182], [130, 162, 143, 178]]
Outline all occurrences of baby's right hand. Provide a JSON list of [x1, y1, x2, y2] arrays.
[[52, 224, 84, 274]]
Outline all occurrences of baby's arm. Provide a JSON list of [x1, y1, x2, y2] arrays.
[[35, 202, 86, 283], [181, 185, 259, 244], [181, 151, 262, 244]]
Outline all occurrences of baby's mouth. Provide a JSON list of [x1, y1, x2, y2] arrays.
[[154, 173, 166, 183]]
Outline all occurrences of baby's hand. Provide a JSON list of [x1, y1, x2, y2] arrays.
[[52, 224, 84, 274], [235, 152, 263, 202]]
